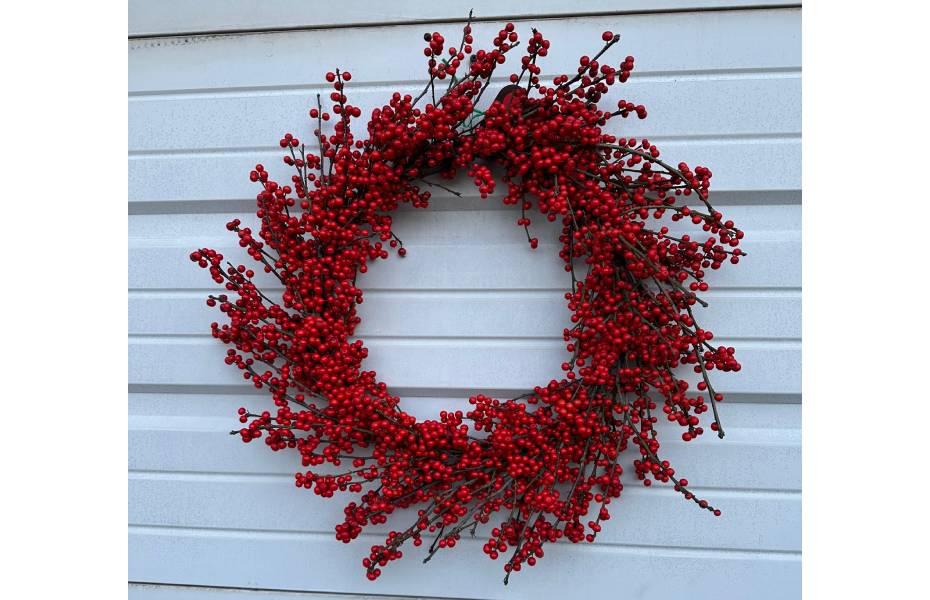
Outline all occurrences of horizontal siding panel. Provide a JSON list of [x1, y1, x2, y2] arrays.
[[130, 583, 448, 600], [128, 391, 802, 426], [129, 238, 799, 290], [129, 422, 800, 490], [129, 289, 800, 339], [129, 203, 799, 241], [129, 473, 800, 551], [129, 528, 799, 600], [128, 3, 801, 45], [129, 77, 799, 153], [129, 0, 800, 47], [129, 9, 801, 77], [129, 138, 800, 207], [128, 336, 799, 395]]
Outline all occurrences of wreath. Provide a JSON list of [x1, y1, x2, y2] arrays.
[[190, 14, 744, 584]]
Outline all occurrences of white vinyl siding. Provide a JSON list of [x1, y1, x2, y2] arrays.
[[129, 4, 801, 599]]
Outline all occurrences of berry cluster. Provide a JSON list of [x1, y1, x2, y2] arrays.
[[191, 15, 743, 583]]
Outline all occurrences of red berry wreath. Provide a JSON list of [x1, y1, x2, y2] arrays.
[[190, 14, 745, 583]]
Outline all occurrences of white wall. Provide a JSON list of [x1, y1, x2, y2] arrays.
[[129, 3, 801, 599]]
